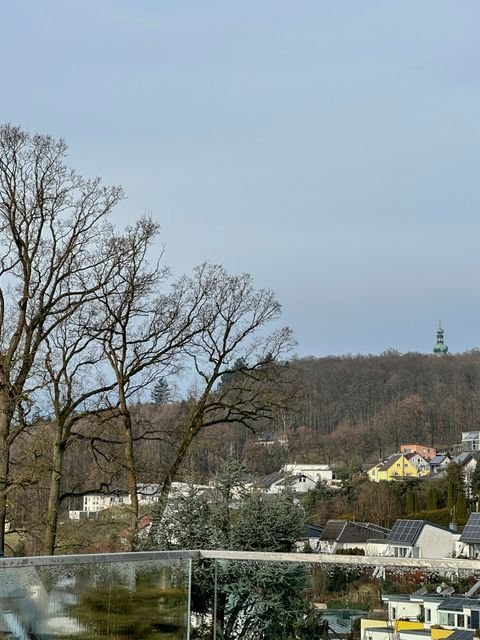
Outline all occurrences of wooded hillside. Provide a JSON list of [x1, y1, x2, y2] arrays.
[[211, 350, 480, 474], [140, 351, 480, 477]]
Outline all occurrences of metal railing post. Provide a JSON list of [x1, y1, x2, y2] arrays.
[[187, 558, 192, 640], [213, 559, 218, 640]]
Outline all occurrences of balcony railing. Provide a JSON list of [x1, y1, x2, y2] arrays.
[[0, 551, 479, 639]]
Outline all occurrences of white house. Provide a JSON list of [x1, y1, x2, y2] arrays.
[[282, 463, 334, 484], [82, 493, 129, 513], [383, 589, 480, 630], [381, 520, 458, 559], [404, 452, 430, 476], [453, 453, 480, 494], [462, 431, 480, 452], [251, 471, 317, 495]]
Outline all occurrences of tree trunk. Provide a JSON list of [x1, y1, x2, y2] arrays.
[[148, 422, 201, 544], [0, 400, 13, 556], [122, 409, 139, 550], [43, 430, 66, 555]]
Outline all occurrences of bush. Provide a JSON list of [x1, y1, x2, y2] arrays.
[[406, 508, 451, 526]]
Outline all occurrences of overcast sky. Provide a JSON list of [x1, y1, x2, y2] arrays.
[[2, 1, 480, 358]]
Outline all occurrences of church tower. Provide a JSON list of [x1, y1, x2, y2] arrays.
[[433, 322, 448, 355]]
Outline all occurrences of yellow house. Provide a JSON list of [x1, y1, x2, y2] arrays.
[[367, 453, 420, 482]]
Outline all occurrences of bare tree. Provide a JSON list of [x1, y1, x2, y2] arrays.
[[39, 301, 119, 555], [93, 221, 210, 548], [0, 124, 122, 554], [148, 264, 294, 544]]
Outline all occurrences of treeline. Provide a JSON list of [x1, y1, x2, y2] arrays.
[[134, 351, 480, 478]]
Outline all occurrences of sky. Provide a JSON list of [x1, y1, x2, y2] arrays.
[[2, 1, 480, 358]]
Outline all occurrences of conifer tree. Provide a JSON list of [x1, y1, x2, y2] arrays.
[[456, 492, 468, 524], [406, 491, 415, 515]]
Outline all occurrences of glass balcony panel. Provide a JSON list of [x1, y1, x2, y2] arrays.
[[0, 557, 190, 639]]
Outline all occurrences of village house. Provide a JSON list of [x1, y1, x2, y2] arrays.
[[404, 452, 430, 476], [367, 453, 421, 482], [372, 519, 458, 559], [457, 513, 480, 558], [400, 444, 436, 460], [318, 520, 390, 554], [251, 462, 338, 496], [429, 453, 452, 475], [295, 523, 324, 552], [361, 583, 480, 640], [250, 470, 317, 495]]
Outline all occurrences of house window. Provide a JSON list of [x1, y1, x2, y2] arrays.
[[425, 609, 431, 622], [439, 612, 455, 626], [392, 607, 397, 620], [457, 614, 465, 627]]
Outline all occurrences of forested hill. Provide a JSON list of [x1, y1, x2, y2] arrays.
[[285, 351, 480, 458]]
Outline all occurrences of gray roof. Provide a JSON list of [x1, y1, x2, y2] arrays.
[[276, 473, 311, 487], [430, 454, 450, 465], [377, 453, 403, 471], [320, 610, 367, 636], [300, 524, 324, 539], [253, 471, 286, 489], [321, 520, 389, 544], [454, 452, 473, 465]]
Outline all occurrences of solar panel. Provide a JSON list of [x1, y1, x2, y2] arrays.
[[460, 513, 480, 543], [449, 630, 474, 640], [438, 598, 479, 612], [387, 520, 424, 544]]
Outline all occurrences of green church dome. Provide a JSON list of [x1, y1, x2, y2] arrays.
[[433, 342, 448, 354], [433, 322, 448, 355]]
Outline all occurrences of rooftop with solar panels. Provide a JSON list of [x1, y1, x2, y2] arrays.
[[459, 513, 480, 544]]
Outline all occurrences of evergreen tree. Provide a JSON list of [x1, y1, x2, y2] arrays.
[[447, 480, 455, 511], [456, 492, 468, 524], [151, 377, 172, 404], [155, 460, 323, 639], [406, 491, 415, 515], [217, 357, 248, 390], [470, 462, 480, 498], [446, 463, 464, 511], [413, 491, 419, 514]]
